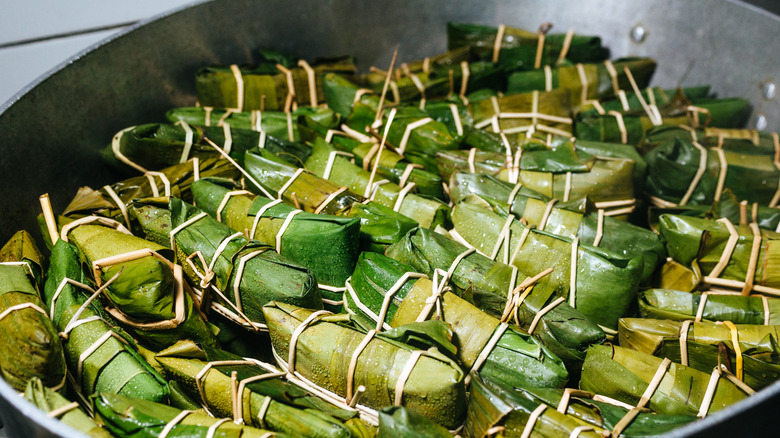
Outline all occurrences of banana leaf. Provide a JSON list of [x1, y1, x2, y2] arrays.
[[263, 302, 467, 429], [102, 122, 311, 174], [297, 120, 446, 200], [451, 196, 644, 329], [167, 105, 340, 140], [643, 125, 779, 206], [378, 406, 450, 438], [450, 175, 663, 283], [506, 58, 657, 108], [244, 147, 417, 252], [195, 55, 357, 111], [94, 392, 283, 438], [468, 88, 573, 137], [25, 378, 111, 438], [638, 288, 780, 325], [579, 86, 712, 114], [447, 22, 609, 70], [346, 252, 569, 388], [618, 318, 780, 390], [155, 341, 356, 438], [658, 214, 780, 291], [580, 344, 750, 416], [0, 231, 66, 391], [191, 178, 360, 288], [62, 157, 240, 229], [305, 138, 451, 228], [464, 374, 696, 438], [385, 226, 605, 367], [43, 239, 170, 405], [63, 220, 218, 350]]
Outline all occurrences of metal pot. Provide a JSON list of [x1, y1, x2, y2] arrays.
[[0, 1, 777, 436]]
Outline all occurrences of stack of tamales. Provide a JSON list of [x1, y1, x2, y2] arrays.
[[7, 19, 779, 438]]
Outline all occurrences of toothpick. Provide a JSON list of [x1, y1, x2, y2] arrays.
[[39, 194, 60, 246], [373, 45, 400, 130]]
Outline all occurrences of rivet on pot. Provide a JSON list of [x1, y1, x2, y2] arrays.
[[762, 82, 776, 100], [630, 24, 647, 43], [753, 113, 768, 131]]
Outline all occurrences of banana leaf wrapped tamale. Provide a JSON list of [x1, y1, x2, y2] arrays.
[[43, 239, 169, 405], [136, 197, 323, 329], [638, 289, 780, 325], [469, 88, 573, 137], [618, 318, 780, 390], [167, 105, 340, 140], [244, 147, 417, 252], [451, 196, 644, 329], [103, 122, 311, 174], [378, 406, 450, 438], [263, 302, 468, 429], [305, 138, 451, 228], [345, 252, 569, 388], [94, 392, 284, 438], [191, 178, 360, 288], [59, 217, 218, 349], [0, 231, 66, 391], [450, 175, 664, 283], [643, 126, 779, 207], [196, 53, 357, 111], [506, 57, 657, 107], [581, 344, 752, 417], [658, 214, 780, 294], [156, 341, 357, 437], [465, 374, 696, 438], [25, 378, 111, 438], [447, 22, 609, 70], [581, 86, 712, 113], [61, 157, 240, 230], [385, 226, 605, 367]]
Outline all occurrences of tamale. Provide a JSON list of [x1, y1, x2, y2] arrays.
[[378, 406, 450, 438], [0, 231, 66, 391], [618, 318, 780, 390], [305, 138, 451, 228], [638, 288, 780, 325], [195, 54, 357, 111], [385, 226, 605, 367], [43, 239, 169, 405], [263, 302, 467, 429], [25, 378, 111, 438], [469, 88, 573, 137], [243, 147, 417, 252], [345, 252, 569, 388], [580, 344, 751, 416], [451, 196, 644, 330]]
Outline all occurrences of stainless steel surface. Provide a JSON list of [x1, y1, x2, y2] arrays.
[[0, 0, 778, 436]]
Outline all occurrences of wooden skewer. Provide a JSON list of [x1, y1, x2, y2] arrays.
[[372, 45, 400, 130]]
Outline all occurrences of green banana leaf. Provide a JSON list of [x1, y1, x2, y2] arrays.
[[447, 22, 609, 70], [297, 120, 446, 200], [618, 318, 780, 390], [243, 147, 417, 252], [195, 55, 357, 111], [638, 289, 780, 325], [63, 220, 218, 350], [378, 406, 451, 438], [643, 125, 779, 206], [385, 226, 605, 367], [322, 72, 378, 118], [579, 86, 712, 114], [167, 105, 340, 140], [102, 122, 311, 174], [62, 157, 240, 228], [0, 231, 66, 391], [451, 196, 644, 329], [94, 392, 283, 438], [25, 378, 111, 438], [155, 341, 356, 438], [263, 302, 467, 429], [465, 374, 696, 438], [305, 138, 451, 228], [345, 252, 569, 388], [469, 88, 573, 137], [449, 174, 664, 284], [506, 58, 657, 108], [658, 214, 780, 290], [580, 344, 750, 416], [191, 178, 360, 288], [43, 239, 169, 405]]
